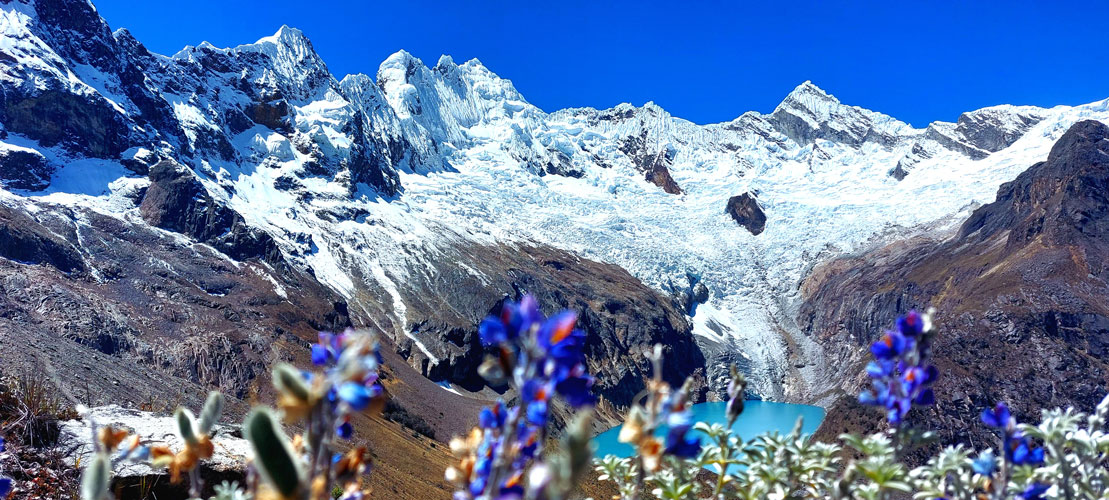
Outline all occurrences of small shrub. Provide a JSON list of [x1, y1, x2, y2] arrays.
[[382, 398, 436, 440]]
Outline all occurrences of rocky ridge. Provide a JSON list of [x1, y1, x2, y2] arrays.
[[802, 120, 1109, 446]]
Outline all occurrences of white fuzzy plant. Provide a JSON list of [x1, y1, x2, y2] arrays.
[[596, 394, 1109, 500]]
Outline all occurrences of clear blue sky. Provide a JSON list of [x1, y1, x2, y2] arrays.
[[92, 0, 1107, 127]]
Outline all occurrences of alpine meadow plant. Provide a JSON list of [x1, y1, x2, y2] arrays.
[[243, 327, 386, 500], [72, 327, 386, 500], [446, 295, 597, 500], [858, 309, 939, 430], [593, 309, 1109, 500]]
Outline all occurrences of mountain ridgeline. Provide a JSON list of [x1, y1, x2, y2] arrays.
[[2, 0, 1109, 464]]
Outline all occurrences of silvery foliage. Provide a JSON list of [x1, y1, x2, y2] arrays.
[[596, 394, 1109, 500]]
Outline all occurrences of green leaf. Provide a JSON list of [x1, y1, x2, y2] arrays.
[[80, 453, 111, 500], [176, 407, 198, 444], [243, 407, 302, 497], [273, 363, 311, 402], [198, 391, 224, 434]]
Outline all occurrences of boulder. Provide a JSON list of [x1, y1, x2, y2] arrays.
[[725, 193, 766, 235], [59, 406, 250, 496]]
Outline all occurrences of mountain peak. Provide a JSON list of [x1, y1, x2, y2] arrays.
[[435, 54, 457, 70], [381, 49, 421, 68], [775, 81, 839, 113], [237, 24, 318, 59], [272, 25, 309, 46]]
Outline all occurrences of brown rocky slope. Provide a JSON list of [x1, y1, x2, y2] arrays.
[[0, 182, 699, 496], [801, 120, 1109, 445]]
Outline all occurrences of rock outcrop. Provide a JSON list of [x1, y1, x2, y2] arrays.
[[59, 406, 251, 497], [0, 203, 85, 273], [726, 193, 766, 235], [0, 145, 53, 190], [384, 243, 709, 412], [618, 129, 683, 194], [801, 120, 1109, 446], [140, 161, 284, 265]]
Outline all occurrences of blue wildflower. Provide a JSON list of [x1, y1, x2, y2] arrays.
[[554, 373, 595, 407], [337, 420, 353, 440], [664, 432, 701, 459], [310, 344, 330, 365], [503, 295, 542, 340], [1012, 441, 1044, 466], [981, 402, 1013, 429], [982, 401, 1045, 466], [516, 429, 540, 462], [662, 409, 701, 458], [859, 310, 938, 426], [866, 360, 895, 378], [989, 401, 1015, 427], [337, 382, 378, 411], [870, 330, 912, 360], [897, 310, 925, 337], [537, 311, 578, 349], [479, 317, 508, 346], [1020, 482, 1050, 500], [971, 450, 997, 476], [498, 471, 525, 498], [525, 401, 547, 426], [453, 296, 596, 499], [479, 401, 507, 429]]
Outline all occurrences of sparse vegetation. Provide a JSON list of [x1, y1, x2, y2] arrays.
[[0, 369, 81, 499], [382, 399, 436, 441]]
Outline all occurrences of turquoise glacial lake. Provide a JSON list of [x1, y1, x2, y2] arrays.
[[593, 400, 825, 459]]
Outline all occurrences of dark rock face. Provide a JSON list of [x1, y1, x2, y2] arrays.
[[668, 275, 710, 315], [0, 146, 53, 190], [645, 162, 682, 195], [888, 163, 909, 181], [0, 90, 131, 158], [247, 99, 291, 132], [0, 0, 402, 195], [384, 243, 708, 416], [0, 0, 184, 163], [0, 198, 350, 405], [619, 130, 683, 194], [924, 125, 990, 160], [889, 143, 932, 181], [541, 150, 585, 179], [767, 82, 898, 148], [726, 193, 766, 235], [801, 120, 1109, 448], [0, 204, 85, 273], [955, 108, 1044, 153], [139, 161, 283, 265], [959, 119, 1109, 249]]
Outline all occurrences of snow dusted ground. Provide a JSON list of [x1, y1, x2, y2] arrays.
[[3, 13, 1109, 398]]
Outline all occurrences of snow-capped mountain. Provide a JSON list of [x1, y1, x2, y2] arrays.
[[3, 0, 1109, 404]]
